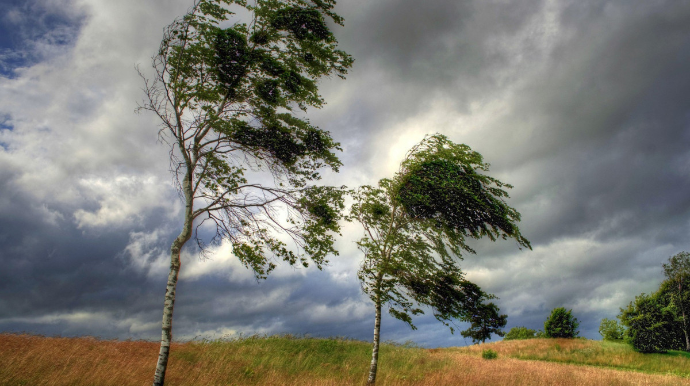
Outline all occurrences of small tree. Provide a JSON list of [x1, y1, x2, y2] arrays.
[[503, 326, 537, 340], [138, 1, 352, 384], [662, 251, 690, 351], [460, 300, 507, 344], [349, 134, 531, 385], [598, 318, 624, 341], [543, 307, 579, 338]]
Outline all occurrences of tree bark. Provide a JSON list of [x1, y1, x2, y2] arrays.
[[153, 175, 193, 386], [367, 296, 382, 386]]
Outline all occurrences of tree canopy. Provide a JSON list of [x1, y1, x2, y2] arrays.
[[139, 1, 352, 384], [618, 252, 690, 353], [543, 307, 579, 338], [460, 298, 508, 344]]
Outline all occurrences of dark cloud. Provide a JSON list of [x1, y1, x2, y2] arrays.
[[2, 0, 690, 349]]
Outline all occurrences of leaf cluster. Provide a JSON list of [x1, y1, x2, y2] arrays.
[[617, 252, 690, 353], [599, 318, 625, 341], [140, 0, 353, 278], [395, 134, 531, 254], [619, 292, 683, 353], [348, 134, 528, 332]]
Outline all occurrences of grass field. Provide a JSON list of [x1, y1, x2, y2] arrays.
[[455, 338, 690, 378], [1, 334, 689, 385]]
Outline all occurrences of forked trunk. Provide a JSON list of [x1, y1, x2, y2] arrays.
[[367, 296, 382, 386], [152, 175, 193, 386]]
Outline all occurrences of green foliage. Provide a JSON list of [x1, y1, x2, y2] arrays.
[[616, 252, 690, 354], [662, 251, 690, 350], [503, 326, 538, 340], [599, 318, 625, 341], [394, 135, 531, 252], [461, 301, 507, 344], [349, 134, 529, 332], [619, 292, 684, 353], [544, 308, 579, 338], [481, 349, 498, 359], [140, 0, 353, 277]]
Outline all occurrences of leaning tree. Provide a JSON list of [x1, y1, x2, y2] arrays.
[[138, 0, 352, 384], [348, 134, 530, 385]]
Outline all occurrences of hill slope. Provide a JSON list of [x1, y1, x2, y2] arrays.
[[1, 334, 688, 385]]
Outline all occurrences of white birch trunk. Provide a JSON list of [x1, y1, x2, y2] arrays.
[[367, 296, 382, 386], [152, 175, 193, 386]]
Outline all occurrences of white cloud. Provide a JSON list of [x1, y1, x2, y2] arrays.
[[73, 175, 175, 229]]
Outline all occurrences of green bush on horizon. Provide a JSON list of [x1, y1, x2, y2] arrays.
[[544, 307, 580, 338], [599, 318, 625, 341], [504, 326, 538, 340]]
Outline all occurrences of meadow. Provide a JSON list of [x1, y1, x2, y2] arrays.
[[1, 334, 689, 385]]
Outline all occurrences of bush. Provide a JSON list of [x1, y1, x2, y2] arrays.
[[503, 326, 537, 340], [619, 292, 682, 353], [544, 307, 580, 338], [481, 349, 498, 359], [599, 318, 625, 341]]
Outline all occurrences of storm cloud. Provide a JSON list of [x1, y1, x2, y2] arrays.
[[1, 0, 690, 348]]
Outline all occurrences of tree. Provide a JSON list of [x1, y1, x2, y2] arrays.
[[543, 307, 579, 338], [138, 1, 353, 384], [503, 326, 537, 340], [619, 292, 683, 353], [598, 318, 624, 341], [348, 134, 530, 385], [662, 251, 690, 350], [460, 299, 508, 344], [619, 291, 684, 353]]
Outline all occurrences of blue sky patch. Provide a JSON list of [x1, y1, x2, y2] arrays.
[[0, 0, 86, 78]]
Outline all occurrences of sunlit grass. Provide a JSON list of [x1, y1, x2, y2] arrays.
[[0, 333, 446, 386]]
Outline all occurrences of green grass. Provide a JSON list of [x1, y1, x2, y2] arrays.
[[167, 334, 449, 385]]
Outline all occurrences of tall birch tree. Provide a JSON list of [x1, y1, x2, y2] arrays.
[[349, 134, 530, 385], [138, 1, 352, 384]]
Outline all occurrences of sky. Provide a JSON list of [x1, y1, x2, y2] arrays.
[[1, 0, 690, 348]]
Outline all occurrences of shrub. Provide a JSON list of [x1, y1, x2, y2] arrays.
[[544, 307, 579, 338], [619, 292, 682, 353], [503, 326, 537, 340], [481, 349, 498, 359], [599, 318, 625, 341]]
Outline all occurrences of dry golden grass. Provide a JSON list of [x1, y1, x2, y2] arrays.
[[454, 338, 690, 377], [429, 351, 690, 386], [1, 334, 689, 385]]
